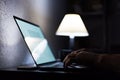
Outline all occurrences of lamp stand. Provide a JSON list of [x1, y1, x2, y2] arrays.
[[69, 36, 75, 50]]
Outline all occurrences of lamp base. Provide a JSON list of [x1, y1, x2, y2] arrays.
[[59, 49, 72, 61]]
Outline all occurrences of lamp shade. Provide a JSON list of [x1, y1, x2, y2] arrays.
[[56, 14, 89, 38]]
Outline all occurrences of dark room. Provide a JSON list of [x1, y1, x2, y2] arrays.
[[1, 0, 120, 79]]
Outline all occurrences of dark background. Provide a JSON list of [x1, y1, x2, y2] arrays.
[[0, 0, 120, 68]]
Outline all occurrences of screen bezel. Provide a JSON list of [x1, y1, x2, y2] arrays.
[[13, 16, 56, 66]]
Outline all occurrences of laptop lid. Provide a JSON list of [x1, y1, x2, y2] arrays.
[[13, 16, 56, 66]]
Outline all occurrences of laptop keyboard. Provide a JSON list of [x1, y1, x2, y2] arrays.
[[43, 62, 64, 68], [40, 62, 86, 69]]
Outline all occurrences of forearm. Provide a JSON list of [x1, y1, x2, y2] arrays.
[[75, 52, 100, 66], [96, 54, 120, 71], [76, 52, 120, 71]]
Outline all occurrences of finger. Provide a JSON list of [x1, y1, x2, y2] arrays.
[[64, 58, 71, 67], [63, 55, 69, 63], [64, 57, 75, 67], [75, 50, 85, 56], [71, 50, 82, 57], [63, 53, 73, 63], [63, 51, 78, 64], [76, 48, 86, 52], [63, 54, 75, 67]]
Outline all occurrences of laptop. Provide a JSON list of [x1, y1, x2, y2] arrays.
[[13, 16, 87, 71]]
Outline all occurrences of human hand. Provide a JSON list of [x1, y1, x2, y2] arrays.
[[63, 48, 98, 68], [63, 48, 87, 67]]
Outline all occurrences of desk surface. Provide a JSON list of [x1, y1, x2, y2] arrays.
[[0, 68, 120, 80]]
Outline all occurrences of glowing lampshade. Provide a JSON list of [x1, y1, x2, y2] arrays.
[[56, 14, 89, 38]]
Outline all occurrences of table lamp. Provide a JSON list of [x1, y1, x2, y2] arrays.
[[56, 14, 89, 50]]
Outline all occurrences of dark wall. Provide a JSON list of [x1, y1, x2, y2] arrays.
[[66, 0, 106, 51], [67, 0, 120, 53], [105, 0, 120, 52]]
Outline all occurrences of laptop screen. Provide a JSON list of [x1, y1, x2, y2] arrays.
[[14, 16, 56, 65]]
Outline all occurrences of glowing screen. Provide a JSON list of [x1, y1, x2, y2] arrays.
[[15, 17, 56, 64]]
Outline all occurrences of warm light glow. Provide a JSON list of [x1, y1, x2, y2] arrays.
[[56, 14, 89, 37]]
